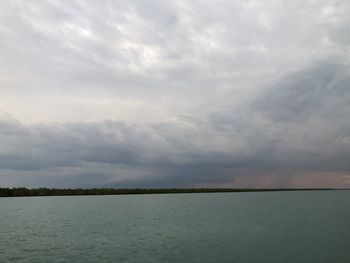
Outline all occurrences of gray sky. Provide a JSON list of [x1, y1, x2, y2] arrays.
[[1, 0, 350, 188]]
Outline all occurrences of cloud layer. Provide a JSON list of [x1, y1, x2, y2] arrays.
[[0, 0, 350, 187]]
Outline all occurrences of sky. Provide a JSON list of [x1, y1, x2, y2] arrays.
[[0, 0, 350, 188]]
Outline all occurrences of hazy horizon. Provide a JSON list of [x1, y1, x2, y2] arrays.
[[1, 0, 350, 188]]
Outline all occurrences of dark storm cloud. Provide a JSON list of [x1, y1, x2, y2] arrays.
[[2, 56, 350, 188], [255, 61, 350, 123], [249, 59, 350, 173], [0, 113, 262, 187]]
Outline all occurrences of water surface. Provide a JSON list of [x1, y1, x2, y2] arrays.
[[1, 191, 350, 262]]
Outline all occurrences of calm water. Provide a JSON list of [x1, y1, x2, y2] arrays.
[[1, 191, 350, 263]]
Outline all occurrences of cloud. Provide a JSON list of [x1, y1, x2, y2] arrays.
[[255, 60, 350, 122], [0, 114, 241, 187], [0, 0, 350, 187]]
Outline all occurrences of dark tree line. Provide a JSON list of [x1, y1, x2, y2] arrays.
[[0, 187, 334, 197]]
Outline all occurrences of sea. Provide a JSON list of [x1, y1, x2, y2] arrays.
[[1, 191, 350, 263]]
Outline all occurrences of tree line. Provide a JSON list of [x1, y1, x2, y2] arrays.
[[0, 187, 333, 197]]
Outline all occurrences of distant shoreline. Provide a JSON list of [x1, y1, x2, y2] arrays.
[[0, 187, 347, 197]]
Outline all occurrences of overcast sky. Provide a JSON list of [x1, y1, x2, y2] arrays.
[[1, 0, 350, 188]]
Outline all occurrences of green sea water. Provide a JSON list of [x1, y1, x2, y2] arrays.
[[1, 191, 350, 262]]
